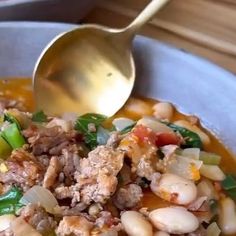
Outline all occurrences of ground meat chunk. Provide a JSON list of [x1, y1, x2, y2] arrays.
[[56, 216, 92, 236], [59, 145, 80, 183], [43, 156, 61, 188], [95, 211, 120, 229], [119, 134, 158, 180], [55, 185, 81, 206], [0, 149, 44, 190], [106, 132, 121, 147], [74, 146, 124, 204], [113, 184, 143, 210], [0, 98, 25, 113], [20, 203, 56, 235], [23, 125, 77, 156]]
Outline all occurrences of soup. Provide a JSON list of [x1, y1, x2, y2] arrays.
[[0, 78, 235, 236]]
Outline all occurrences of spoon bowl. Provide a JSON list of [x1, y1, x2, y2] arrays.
[[33, 0, 169, 116]]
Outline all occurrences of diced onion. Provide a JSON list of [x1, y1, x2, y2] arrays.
[[112, 118, 135, 131], [19, 186, 59, 214], [206, 222, 221, 236], [11, 217, 42, 236], [97, 126, 110, 145], [137, 117, 173, 133], [181, 148, 200, 160], [167, 155, 202, 181], [0, 214, 16, 232], [200, 165, 225, 181]]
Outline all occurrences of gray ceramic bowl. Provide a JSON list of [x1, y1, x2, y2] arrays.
[[0, 0, 96, 22], [0, 22, 236, 154]]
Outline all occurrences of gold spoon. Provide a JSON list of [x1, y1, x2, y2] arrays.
[[33, 0, 169, 116]]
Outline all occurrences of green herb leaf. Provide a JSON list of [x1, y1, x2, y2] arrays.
[[222, 175, 236, 200], [32, 110, 47, 123], [75, 113, 107, 149], [167, 123, 202, 149]]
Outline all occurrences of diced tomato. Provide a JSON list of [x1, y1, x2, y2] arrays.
[[132, 125, 157, 144], [155, 132, 181, 147]]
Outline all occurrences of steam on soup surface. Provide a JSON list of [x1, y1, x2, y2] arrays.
[[0, 78, 235, 236]]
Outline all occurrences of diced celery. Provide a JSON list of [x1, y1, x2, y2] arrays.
[[1, 123, 25, 149], [199, 151, 221, 165]]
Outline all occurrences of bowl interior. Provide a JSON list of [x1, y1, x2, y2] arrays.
[[0, 22, 236, 154]]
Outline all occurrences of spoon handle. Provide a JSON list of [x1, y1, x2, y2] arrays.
[[124, 0, 169, 38]]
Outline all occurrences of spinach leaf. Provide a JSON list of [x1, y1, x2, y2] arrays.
[[120, 123, 136, 134], [167, 123, 202, 149], [222, 175, 236, 200], [32, 110, 47, 123], [75, 113, 107, 149]]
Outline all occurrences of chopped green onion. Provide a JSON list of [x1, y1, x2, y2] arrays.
[[199, 151, 221, 165], [4, 113, 21, 130], [1, 123, 25, 149], [0, 136, 12, 159], [32, 110, 47, 123], [222, 175, 236, 200]]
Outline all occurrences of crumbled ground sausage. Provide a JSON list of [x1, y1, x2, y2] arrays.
[[74, 146, 124, 204], [43, 156, 61, 189], [23, 125, 77, 156], [0, 149, 44, 190], [20, 203, 56, 235], [0, 98, 25, 114], [56, 216, 92, 236], [113, 184, 143, 210]]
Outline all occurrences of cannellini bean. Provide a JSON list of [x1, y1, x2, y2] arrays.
[[124, 98, 153, 117], [200, 165, 225, 181], [174, 120, 210, 146], [149, 207, 199, 234], [153, 102, 174, 120], [121, 211, 153, 236], [150, 173, 197, 205], [154, 231, 170, 236], [197, 179, 219, 200], [219, 197, 236, 234]]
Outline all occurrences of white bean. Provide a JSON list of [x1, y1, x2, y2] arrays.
[[197, 179, 219, 200], [124, 98, 153, 117], [199, 164, 225, 181], [219, 197, 236, 234], [121, 211, 153, 236], [150, 173, 197, 205], [154, 231, 170, 236], [149, 207, 199, 234], [174, 120, 210, 146], [153, 102, 174, 121]]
